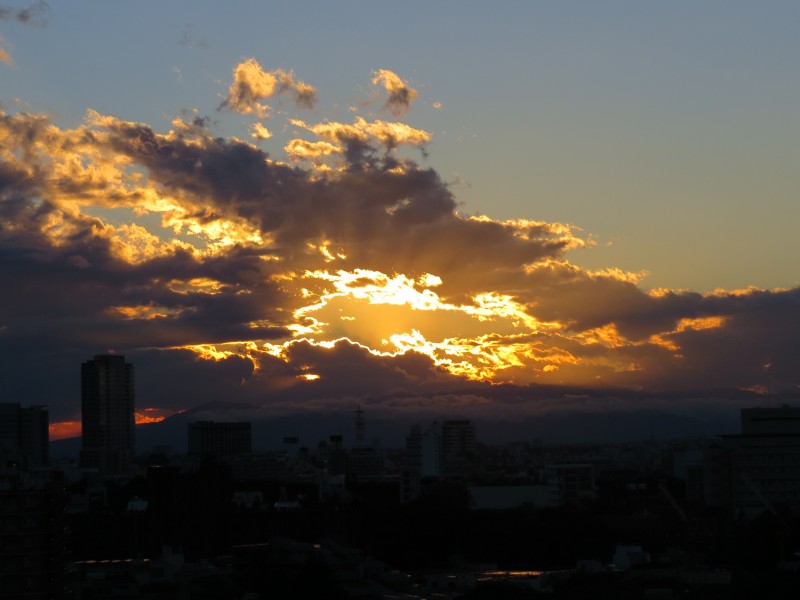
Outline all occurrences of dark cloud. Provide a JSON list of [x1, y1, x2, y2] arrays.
[[1, 64, 799, 430], [178, 24, 211, 49], [0, 1, 48, 26]]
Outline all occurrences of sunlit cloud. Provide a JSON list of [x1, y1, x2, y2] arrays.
[[135, 407, 175, 424], [250, 122, 272, 140], [372, 69, 418, 116], [1, 59, 799, 426], [221, 58, 316, 118], [0, 38, 12, 65], [106, 303, 187, 321]]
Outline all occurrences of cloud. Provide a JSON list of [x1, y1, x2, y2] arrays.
[[179, 24, 211, 49], [250, 122, 272, 140], [0, 1, 48, 26], [0, 41, 11, 65], [2, 61, 799, 425], [372, 69, 418, 116], [221, 58, 317, 118]]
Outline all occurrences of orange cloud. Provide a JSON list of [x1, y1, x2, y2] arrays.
[[222, 58, 316, 117], [2, 59, 799, 416], [135, 408, 172, 425], [372, 69, 418, 116]]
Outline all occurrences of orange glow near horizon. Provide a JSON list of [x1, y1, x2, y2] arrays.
[[135, 409, 169, 425], [49, 408, 178, 441], [49, 421, 82, 441]]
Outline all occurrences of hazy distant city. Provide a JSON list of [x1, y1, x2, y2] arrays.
[[3, 354, 800, 598]]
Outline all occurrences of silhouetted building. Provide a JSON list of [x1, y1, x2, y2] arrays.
[[0, 471, 67, 599], [406, 423, 442, 477], [404, 419, 477, 494], [741, 405, 800, 435], [441, 420, 477, 476], [347, 446, 385, 480], [0, 403, 49, 469], [188, 421, 252, 459], [79, 354, 135, 474], [705, 404, 800, 516], [543, 463, 597, 503]]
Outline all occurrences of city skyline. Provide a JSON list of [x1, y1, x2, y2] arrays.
[[1, 2, 798, 440]]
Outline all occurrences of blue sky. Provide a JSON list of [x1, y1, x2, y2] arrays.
[[4, 1, 798, 291]]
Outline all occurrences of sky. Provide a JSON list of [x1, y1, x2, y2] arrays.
[[1, 1, 799, 440]]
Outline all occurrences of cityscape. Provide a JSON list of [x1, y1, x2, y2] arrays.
[[3, 2, 800, 599], [3, 354, 800, 598]]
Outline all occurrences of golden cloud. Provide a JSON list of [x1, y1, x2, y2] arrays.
[[223, 58, 316, 118], [372, 69, 418, 116], [2, 60, 798, 409]]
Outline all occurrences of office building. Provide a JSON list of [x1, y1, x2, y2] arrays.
[[79, 354, 135, 474], [705, 405, 800, 516], [0, 403, 49, 469]]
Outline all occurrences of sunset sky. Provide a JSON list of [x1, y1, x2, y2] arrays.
[[2, 2, 798, 439]]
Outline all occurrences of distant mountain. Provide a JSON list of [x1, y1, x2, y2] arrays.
[[50, 399, 742, 460]]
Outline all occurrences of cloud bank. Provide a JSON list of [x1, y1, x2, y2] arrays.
[[1, 59, 798, 427]]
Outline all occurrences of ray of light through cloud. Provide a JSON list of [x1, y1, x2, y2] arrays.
[[1, 2, 799, 433]]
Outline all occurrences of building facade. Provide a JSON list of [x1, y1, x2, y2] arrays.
[[0, 472, 67, 599], [704, 405, 800, 516], [441, 420, 477, 476], [79, 354, 135, 474], [0, 403, 49, 469], [188, 421, 252, 459]]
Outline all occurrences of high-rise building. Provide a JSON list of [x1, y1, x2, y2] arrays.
[[0, 403, 49, 469], [79, 354, 135, 474]]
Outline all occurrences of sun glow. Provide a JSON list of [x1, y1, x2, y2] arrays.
[[178, 265, 578, 383]]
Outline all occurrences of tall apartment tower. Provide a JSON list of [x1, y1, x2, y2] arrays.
[[79, 354, 135, 474]]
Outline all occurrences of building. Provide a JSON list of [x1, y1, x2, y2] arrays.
[[79, 354, 135, 475], [469, 484, 560, 510], [705, 405, 800, 516], [543, 463, 597, 503], [347, 446, 385, 481], [405, 419, 478, 479], [441, 420, 477, 476], [0, 471, 67, 599], [188, 421, 252, 459], [0, 403, 49, 470], [406, 423, 442, 477]]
